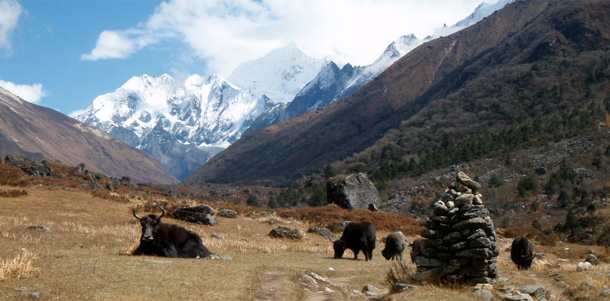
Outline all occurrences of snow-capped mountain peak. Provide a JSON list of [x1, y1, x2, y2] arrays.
[[73, 73, 273, 180], [227, 42, 328, 104]]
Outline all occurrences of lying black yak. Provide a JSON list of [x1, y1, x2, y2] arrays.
[[132, 205, 212, 258]]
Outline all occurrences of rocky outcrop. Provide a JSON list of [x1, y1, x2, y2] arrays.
[[326, 173, 380, 210], [412, 172, 500, 284], [218, 209, 238, 219], [5, 155, 53, 177], [307, 226, 339, 240], [172, 205, 218, 226], [269, 227, 302, 240]]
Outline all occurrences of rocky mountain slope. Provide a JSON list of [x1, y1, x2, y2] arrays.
[[185, 0, 609, 186], [73, 1, 513, 181], [0, 87, 177, 184]]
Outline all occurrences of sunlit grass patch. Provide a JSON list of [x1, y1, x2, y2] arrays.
[[0, 248, 39, 280]]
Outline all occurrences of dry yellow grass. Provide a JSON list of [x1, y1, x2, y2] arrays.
[[1, 185, 610, 300], [0, 248, 39, 280]]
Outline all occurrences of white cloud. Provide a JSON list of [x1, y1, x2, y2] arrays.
[[0, 0, 22, 53], [81, 30, 137, 61], [68, 108, 86, 118], [0, 79, 47, 103], [83, 0, 491, 75]]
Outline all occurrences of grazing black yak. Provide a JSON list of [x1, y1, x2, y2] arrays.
[[511, 236, 534, 270], [382, 231, 406, 261], [333, 221, 376, 261], [133, 205, 212, 258]]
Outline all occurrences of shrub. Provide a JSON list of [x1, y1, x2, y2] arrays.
[[503, 226, 536, 238], [517, 176, 539, 197], [277, 204, 424, 236], [386, 261, 414, 288], [0, 189, 27, 198], [0, 249, 39, 280]]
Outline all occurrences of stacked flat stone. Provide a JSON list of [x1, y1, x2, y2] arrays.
[[412, 172, 500, 284]]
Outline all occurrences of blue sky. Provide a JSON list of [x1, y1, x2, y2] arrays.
[[0, 0, 491, 115]]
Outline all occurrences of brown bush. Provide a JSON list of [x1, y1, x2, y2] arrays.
[[0, 189, 27, 198], [386, 261, 415, 288], [0, 164, 30, 187], [533, 232, 559, 247], [277, 204, 424, 236], [502, 226, 537, 238], [91, 190, 130, 203]]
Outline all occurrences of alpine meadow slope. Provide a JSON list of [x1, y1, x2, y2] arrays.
[[184, 0, 610, 186], [0, 87, 177, 184]]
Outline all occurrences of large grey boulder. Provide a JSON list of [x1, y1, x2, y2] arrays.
[[326, 173, 380, 210], [172, 205, 218, 225]]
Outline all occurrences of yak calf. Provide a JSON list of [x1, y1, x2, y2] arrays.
[[411, 238, 424, 263], [133, 205, 212, 258], [333, 221, 376, 261], [511, 236, 534, 270], [382, 231, 406, 261]]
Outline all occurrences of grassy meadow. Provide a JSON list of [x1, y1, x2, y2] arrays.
[[1, 185, 610, 300]]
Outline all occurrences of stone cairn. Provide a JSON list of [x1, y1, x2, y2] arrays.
[[412, 172, 500, 284]]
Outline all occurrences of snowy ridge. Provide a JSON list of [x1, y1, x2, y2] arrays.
[[455, 0, 515, 28], [75, 73, 271, 149]]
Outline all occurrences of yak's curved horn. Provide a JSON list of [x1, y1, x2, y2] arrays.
[[132, 206, 143, 220], [157, 204, 166, 219]]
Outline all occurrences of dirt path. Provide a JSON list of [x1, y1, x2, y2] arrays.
[[302, 276, 351, 301], [255, 269, 288, 301], [255, 268, 353, 301]]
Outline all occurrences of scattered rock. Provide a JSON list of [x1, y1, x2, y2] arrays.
[[28, 225, 51, 232], [501, 293, 534, 301], [368, 203, 379, 211], [475, 289, 493, 301], [474, 283, 493, 290], [269, 227, 302, 240], [577, 261, 592, 271], [246, 210, 277, 218], [585, 252, 599, 265], [211, 234, 223, 240], [362, 284, 386, 296], [217, 209, 238, 219], [601, 289, 610, 296], [307, 226, 339, 240], [391, 283, 420, 293], [30, 292, 41, 298], [519, 285, 545, 297], [302, 274, 318, 287], [580, 281, 595, 289], [208, 254, 232, 260]]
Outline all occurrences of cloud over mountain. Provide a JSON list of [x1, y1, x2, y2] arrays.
[[81, 0, 489, 75]]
